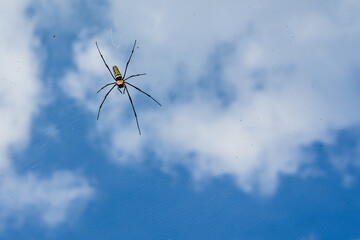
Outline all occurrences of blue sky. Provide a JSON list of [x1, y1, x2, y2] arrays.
[[1, 0, 360, 239]]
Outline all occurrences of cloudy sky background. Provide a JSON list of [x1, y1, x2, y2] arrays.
[[1, 0, 360, 239]]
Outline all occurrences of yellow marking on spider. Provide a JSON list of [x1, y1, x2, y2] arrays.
[[116, 80, 124, 86], [113, 66, 122, 80]]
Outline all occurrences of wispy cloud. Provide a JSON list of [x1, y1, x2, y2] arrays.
[[0, 170, 93, 228], [300, 233, 317, 240], [61, 0, 360, 195], [0, 0, 94, 228]]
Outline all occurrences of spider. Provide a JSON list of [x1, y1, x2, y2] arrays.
[[96, 40, 161, 135]]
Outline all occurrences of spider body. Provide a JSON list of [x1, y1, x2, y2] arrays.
[[113, 66, 125, 89], [116, 80, 124, 89], [96, 41, 161, 135], [113, 66, 123, 80]]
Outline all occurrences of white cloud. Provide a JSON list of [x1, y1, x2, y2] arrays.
[[61, 0, 360, 195], [0, 170, 93, 228], [0, 0, 94, 228], [300, 233, 317, 240]]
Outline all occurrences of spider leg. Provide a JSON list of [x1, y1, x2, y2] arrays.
[[124, 73, 146, 81], [125, 82, 161, 106], [123, 40, 137, 79], [117, 87, 123, 94], [124, 85, 141, 135], [96, 41, 116, 80], [97, 84, 116, 120], [97, 82, 116, 93]]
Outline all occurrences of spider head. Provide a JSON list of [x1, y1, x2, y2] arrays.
[[113, 66, 122, 80], [116, 80, 124, 88]]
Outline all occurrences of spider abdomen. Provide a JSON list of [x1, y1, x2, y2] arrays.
[[113, 66, 122, 80]]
